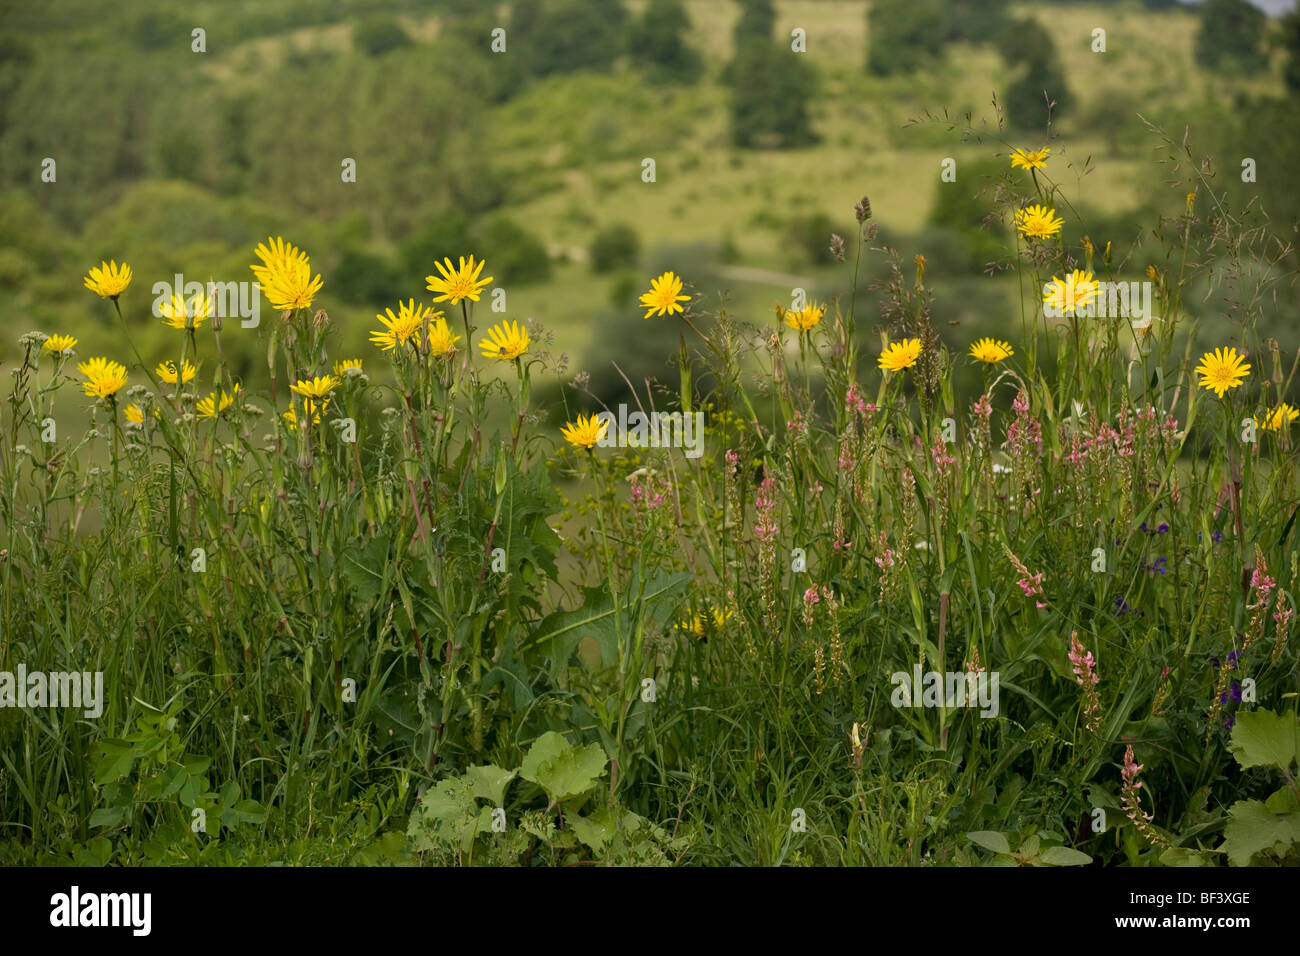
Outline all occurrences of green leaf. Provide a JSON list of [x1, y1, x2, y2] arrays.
[[1039, 846, 1092, 866], [1228, 709, 1299, 771], [1159, 847, 1213, 867], [966, 830, 1011, 855], [464, 765, 516, 806], [93, 739, 135, 785], [519, 731, 607, 805], [88, 806, 126, 828], [568, 808, 616, 854], [1221, 800, 1300, 866]]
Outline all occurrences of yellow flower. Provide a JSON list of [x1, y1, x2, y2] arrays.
[[478, 321, 530, 361], [1043, 269, 1098, 315], [427, 315, 460, 357], [878, 338, 922, 372], [124, 404, 144, 425], [560, 412, 610, 450], [784, 303, 825, 332], [1194, 347, 1251, 398], [1010, 146, 1050, 170], [284, 397, 330, 431], [333, 358, 363, 377], [251, 236, 322, 312], [196, 383, 240, 419], [155, 360, 198, 385], [159, 292, 213, 330], [1015, 204, 1064, 240], [369, 300, 430, 351], [289, 375, 341, 401], [1146, 264, 1160, 281], [43, 334, 78, 353], [675, 607, 733, 639], [83, 260, 132, 299], [1257, 403, 1299, 432], [425, 255, 493, 305], [969, 338, 1014, 364], [250, 237, 305, 285], [639, 271, 690, 319], [77, 357, 128, 399]]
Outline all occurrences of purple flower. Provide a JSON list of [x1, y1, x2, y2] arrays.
[[1156, 523, 1169, 534], [1212, 529, 1224, 543], [1225, 715, 1236, 731], [1148, 556, 1168, 576], [1227, 650, 1241, 670]]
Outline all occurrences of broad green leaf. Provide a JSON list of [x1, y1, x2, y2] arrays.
[[1159, 847, 1213, 867], [520, 731, 607, 805], [465, 765, 517, 806], [93, 739, 135, 785], [1039, 846, 1092, 866], [1221, 800, 1300, 866], [1228, 709, 1299, 771], [967, 830, 1011, 855], [88, 806, 126, 828]]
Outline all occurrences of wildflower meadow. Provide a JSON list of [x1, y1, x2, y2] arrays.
[[1, 2, 1299, 896]]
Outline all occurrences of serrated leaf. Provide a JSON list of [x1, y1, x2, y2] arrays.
[[967, 830, 1011, 855], [1228, 709, 1299, 771], [569, 808, 616, 854], [1221, 800, 1300, 866]]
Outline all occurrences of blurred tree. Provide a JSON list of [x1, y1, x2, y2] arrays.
[[786, 212, 840, 267], [867, 0, 944, 76], [590, 224, 641, 273], [627, 0, 702, 82], [476, 216, 551, 285], [353, 16, 412, 57], [926, 156, 1008, 271], [513, 0, 626, 77], [1279, 9, 1300, 93], [945, 0, 1011, 44], [1196, 0, 1266, 73], [999, 18, 1071, 129], [728, 1, 817, 150], [333, 247, 407, 305], [733, 0, 777, 47]]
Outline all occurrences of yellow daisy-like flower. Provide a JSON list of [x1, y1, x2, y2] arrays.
[[969, 338, 1014, 364], [878, 338, 922, 372], [83, 260, 132, 299], [784, 303, 825, 332], [1043, 269, 1098, 315], [639, 271, 690, 319], [1015, 204, 1064, 240], [77, 357, 128, 399], [1256, 403, 1299, 432], [478, 321, 530, 361], [43, 334, 78, 353], [1146, 264, 1160, 281], [674, 607, 733, 639], [155, 360, 198, 385], [196, 383, 240, 419], [333, 358, 363, 377], [159, 292, 213, 330], [427, 315, 461, 357], [124, 404, 144, 425], [425, 255, 493, 305], [1010, 146, 1050, 170], [289, 375, 341, 401], [251, 236, 322, 312], [369, 300, 430, 351], [560, 412, 610, 450], [250, 236, 306, 285], [1194, 347, 1251, 398]]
